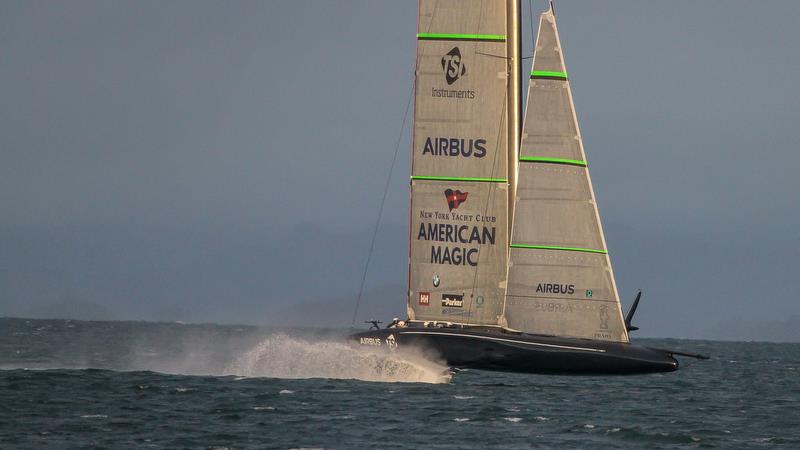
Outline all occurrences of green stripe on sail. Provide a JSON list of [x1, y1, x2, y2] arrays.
[[519, 156, 586, 167], [530, 70, 568, 79], [411, 176, 507, 183], [417, 33, 506, 42], [510, 244, 607, 254]]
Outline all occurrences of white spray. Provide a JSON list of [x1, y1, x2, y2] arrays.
[[225, 334, 450, 384]]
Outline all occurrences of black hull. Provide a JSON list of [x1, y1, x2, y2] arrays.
[[353, 327, 678, 375]]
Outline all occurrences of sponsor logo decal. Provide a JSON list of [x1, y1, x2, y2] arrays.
[[419, 292, 430, 306], [432, 274, 440, 287], [417, 222, 494, 267], [416, 197, 497, 269], [431, 47, 476, 99], [360, 337, 382, 346], [599, 305, 609, 330], [535, 283, 575, 295], [385, 334, 398, 350], [475, 296, 484, 307], [431, 87, 476, 99], [444, 189, 468, 211], [422, 137, 487, 158], [585, 289, 593, 298], [441, 47, 466, 85], [441, 293, 464, 308], [533, 302, 573, 313]]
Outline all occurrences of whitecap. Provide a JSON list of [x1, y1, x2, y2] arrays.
[[453, 395, 474, 400], [504, 417, 522, 423], [454, 418, 470, 422], [80, 414, 108, 419], [253, 406, 275, 410], [279, 389, 294, 395], [535, 416, 549, 421], [175, 387, 191, 393], [584, 424, 595, 429]]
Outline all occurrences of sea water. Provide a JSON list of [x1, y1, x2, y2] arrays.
[[1, 318, 798, 449]]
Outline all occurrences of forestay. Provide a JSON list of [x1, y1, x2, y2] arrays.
[[503, 5, 628, 342], [408, 0, 510, 325]]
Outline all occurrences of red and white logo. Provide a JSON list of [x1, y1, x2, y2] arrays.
[[444, 189, 468, 211], [419, 292, 430, 306]]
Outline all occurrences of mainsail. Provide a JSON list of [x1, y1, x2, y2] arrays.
[[503, 5, 629, 342], [408, 0, 517, 325]]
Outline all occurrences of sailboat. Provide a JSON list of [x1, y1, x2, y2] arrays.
[[353, 0, 706, 374]]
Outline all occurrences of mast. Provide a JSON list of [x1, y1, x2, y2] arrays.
[[506, 0, 521, 242]]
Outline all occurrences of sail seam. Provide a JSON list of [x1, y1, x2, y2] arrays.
[[519, 156, 586, 167], [510, 244, 607, 254], [530, 70, 567, 80], [411, 176, 507, 183], [417, 33, 506, 42]]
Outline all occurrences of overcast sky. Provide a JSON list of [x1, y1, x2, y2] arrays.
[[1, 1, 798, 340]]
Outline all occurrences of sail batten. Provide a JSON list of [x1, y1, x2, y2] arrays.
[[518, 156, 586, 166], [530, 70, 568, 80], [503, 6, 629, 343], [510, 244, 608, 254], [417, 33, 507, 42], [411, 176, 508, 183]]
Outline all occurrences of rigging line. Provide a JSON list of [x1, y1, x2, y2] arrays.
[[350, 83, 414, 327], [529, 0, 536, 51], [476, 51, 510, 59]]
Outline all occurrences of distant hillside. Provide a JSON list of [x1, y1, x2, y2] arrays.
[[26, 299, 115, 321]]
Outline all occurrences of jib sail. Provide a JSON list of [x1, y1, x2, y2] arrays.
[[503, 4, 628, 342]]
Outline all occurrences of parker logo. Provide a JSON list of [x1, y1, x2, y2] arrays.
[[419, 292, 430, 306], [444, 189, 468, 211], [441, 47, 466, 85], [441, 293, 464, 308]]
